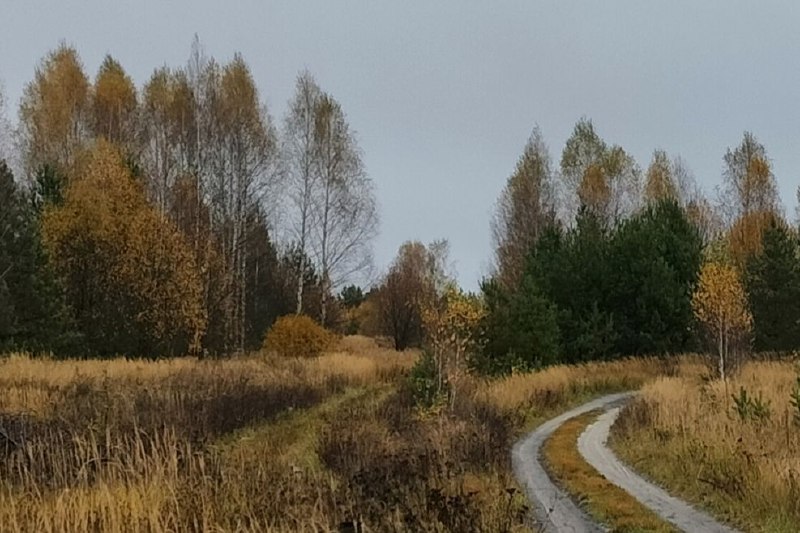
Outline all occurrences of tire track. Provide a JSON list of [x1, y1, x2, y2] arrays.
[[578, 406, 740, 533], [511, 393, 632, 532], [513, 392, 741, 532]]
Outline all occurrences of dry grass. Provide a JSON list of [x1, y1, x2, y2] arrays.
[[479, 356, 702, 421], [0, 340, 692, 532], [0, 339, 422, 532], [543, 411, 676, 533], [314, 385, 531, 532], [611, 360, 800, 533], [0, 345, 416, 416]]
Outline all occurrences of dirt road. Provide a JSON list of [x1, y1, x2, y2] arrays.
[[578, 407, 740, 533], [511, 393, 631, 532], [512, 393, 741, 533]]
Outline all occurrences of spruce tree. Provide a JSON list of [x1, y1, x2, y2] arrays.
[[607, 200, 702, 355], [746, 221, 800, 352], [0, 161, 75, 353]]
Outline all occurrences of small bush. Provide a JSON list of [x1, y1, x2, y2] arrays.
[[731, 386, 771, 422], [408, 350, 445, 407], [263, 315, 335, 358]]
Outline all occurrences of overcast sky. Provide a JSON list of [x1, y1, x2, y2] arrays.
[[2, 1, 799, 290]]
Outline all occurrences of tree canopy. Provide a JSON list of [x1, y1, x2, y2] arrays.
[[42, 142, 207, 356]]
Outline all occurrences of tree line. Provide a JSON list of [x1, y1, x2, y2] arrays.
[[366, 119, 799, 377], [3, 42, 799, 366], [0, 39, 377, 357]]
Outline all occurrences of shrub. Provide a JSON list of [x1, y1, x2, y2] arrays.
[[263, 315, 335, 358], [408, 350, 444, 407], [731, 386, 771, 423]]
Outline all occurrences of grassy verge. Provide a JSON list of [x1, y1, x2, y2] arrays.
[[610, 361, 800, 533], [542, 411, 676, 533]]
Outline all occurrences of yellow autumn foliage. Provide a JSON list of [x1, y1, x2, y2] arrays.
[[577, 163, 611, 217], [41, 141, 206, 355], [262, 315, 335, 358], [643, 150, 678, 204], [727, 209, 780, 266], [422, 286, 486, 407], [19, 45, 90, 174], [691, 261, 752, 379], [91, 55, 138, 147]]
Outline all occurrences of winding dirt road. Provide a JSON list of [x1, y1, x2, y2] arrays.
[[512, 393, 741, 533], [511, 393, 631, 533]]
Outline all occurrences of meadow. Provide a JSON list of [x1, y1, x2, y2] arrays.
[[612, 359, 800, 533], [0, 338, 675, 532]]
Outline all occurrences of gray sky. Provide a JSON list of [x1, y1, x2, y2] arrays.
[[2, 1, 799, 290]]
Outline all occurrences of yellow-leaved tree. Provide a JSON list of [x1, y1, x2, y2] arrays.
[[422, 285, 486, 409], [19, 45, 90, 176], [42, 141, 206, 356], [577, 163, 612, 219], [90, 55, 138, 150], [643, 149, 678, 203], [720, 134, 782, 265], [691, 261, 752, 380], [727, 209, 780, 267]]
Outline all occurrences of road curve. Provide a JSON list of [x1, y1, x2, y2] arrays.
[[511, 392, 633, 533], [578, 407, 741, 533]]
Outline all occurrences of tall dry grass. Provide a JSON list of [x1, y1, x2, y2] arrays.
[[0, 340, 418, 532], [0, 340, 690, 532], [612, 360, 800, 532], [479, 356, 702, 418]]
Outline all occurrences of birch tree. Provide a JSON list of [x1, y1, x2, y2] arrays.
[[19, 45, 90, 177], [643, 149, 678, 203], [310, 93, 377, 325], [90, 55, 138, 151], [560, 119, 640, 224], [214, 54, 278, 350], [140, 67, 196, 212], [491, 127, 556, 291], [692, 261, 752, 380], [686, 196, 723, 247], [720, 132, 780, 222], [720, 133, 782, 264], [283, 71, 323, 315], [140, 43, 278, 354]]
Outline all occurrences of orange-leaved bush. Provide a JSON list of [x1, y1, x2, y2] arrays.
[[263, 315, 335, 358]]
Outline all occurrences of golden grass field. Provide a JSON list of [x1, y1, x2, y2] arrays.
[[612, 359, 800, 533], [0, 339, 695, 532]]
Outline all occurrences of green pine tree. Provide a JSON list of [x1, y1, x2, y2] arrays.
[[0, 161, 76, 353], [607, 199, 703, 355], [746, 221, 800, 352], [478, 276, 560, 375]]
